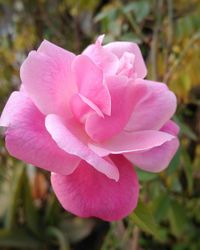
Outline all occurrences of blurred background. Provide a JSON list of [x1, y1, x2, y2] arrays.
[[0, 0, 200, 249]]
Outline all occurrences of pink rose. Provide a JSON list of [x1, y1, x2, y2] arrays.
[[0, 35, 179, 221]]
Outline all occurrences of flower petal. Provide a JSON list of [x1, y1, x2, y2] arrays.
[[104, 41, 147, 78], [124, 121, 180, 172], [37, 39, 75, 59], [124, 138, 179, 173], [45, 114, 119, 181], [83, 35, 119, 76], [117, 52, 136, 77], [161, 120, 180, 136], [20, 40, 76, 116], [0, 91, 27, 127], [51, 155, 139, 221], [2, 92, 80, 175], [72, 54, 111, 116], [89, 130, 175, 156], [125, 79, 177, 132], [85, 76, 147, 142], [70, 93, 104, 123]]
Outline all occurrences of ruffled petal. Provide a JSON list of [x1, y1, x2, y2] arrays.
[[20, 40, 76, 117], [51, 155, 139, 221], [72, 55, 111, 116], [70, 93, 104, 123], [85, 76, 147, 142], [104, 41, 147, 78], [45, 114, 119, 181], [117, 52, 136, 77], [2, 92, 80, 175], [125, 79, 177, 132], [83, 35, 119, 76]]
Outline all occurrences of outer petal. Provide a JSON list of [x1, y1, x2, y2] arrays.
[[0, 91, 28, 127], [51, 155, 139, 221], [124, 139, 179, 172], [89, 130, 175, 156], [161, 120, 180, 136], [125, 79, 177, 132], [1, 92, 80, 175], [85, 76, 147, 142], [20, 40, 76, 116], [104, 41, 147, 78], [72, 55, 111, 116], [124, 121, 180, 173], [45, 114, 119, 181], [37, 39, 74, 59]]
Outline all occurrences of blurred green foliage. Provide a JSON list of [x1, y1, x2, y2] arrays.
[[0, 0, 200, 249]]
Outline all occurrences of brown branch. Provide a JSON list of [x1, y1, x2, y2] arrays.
[[163, 32, 200, 83], [132, 226, 140, 250]]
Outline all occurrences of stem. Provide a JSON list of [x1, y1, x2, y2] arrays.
[[132, 226, 140, 250], [47, 226, 70, 250], [163, 0, 174, 78], [123, 11, 147, 43], [150, 0, 164, 80], [167, 0, 173, 48]]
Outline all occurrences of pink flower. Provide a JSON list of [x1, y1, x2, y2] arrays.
[[0, 35, 179, 221]]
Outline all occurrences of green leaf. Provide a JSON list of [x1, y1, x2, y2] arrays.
[[46, 226, 70, 250], [173, 116, 197, 141], [0, 228, 42, 249], [136, 168, 158, 181], [122, 0, 150, 23], [23, 171, 40, 237], [130, 201, 164, 241], [120, 33, 141, 43], [5, 165, 25, 229], [153, 193, 171, 222], [94, 7, 118, 22], [168, 200, 187, 237], [167, 149, 181, 175], [179, 122, 197, 141], [44, 193, 61, 225], [181, 146, 194, 194]]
